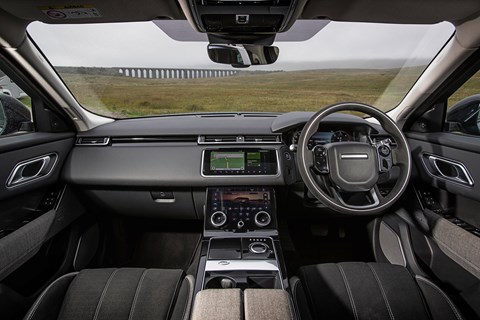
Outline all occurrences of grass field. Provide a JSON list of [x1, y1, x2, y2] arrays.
[[58, 67, 480, 118]]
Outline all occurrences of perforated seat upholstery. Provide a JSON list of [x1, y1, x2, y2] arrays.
[[23, 268, 194, 320], [291, 262, 463, 320]]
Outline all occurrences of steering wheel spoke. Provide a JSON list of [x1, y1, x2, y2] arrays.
[[312, 145, 329, 174], [330, 185, 382, 210]]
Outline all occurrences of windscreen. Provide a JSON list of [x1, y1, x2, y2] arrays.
[[28, 20, 454, 118]]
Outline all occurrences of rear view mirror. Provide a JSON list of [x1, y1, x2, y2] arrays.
[[207, 44, 279, 68]]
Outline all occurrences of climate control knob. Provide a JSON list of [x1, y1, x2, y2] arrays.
[[211, 211, 227, 228], [254, 211, 271, 228]]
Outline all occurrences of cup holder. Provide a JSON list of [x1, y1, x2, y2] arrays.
[[205, 276, 237, 289]]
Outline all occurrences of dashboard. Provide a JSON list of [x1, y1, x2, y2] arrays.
[[66, 112, 387, 187], [65, 111, 393, 219]]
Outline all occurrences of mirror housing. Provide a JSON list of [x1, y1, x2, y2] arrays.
[[207, 44, 279, 68], [0, 93, 32, 136], [447, 94, 480, 135]]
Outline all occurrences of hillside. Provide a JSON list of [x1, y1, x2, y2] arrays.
[[58, 67, 430, 118]]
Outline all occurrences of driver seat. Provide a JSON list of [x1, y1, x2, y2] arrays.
[[291, 262, 463, 320]]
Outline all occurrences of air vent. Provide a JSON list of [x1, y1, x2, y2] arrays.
[[200, 136, 238, 143], [244, 135, 281, 143], [111, 136, 198, 144], [198, 135, 281, 144], [76, 137, 110, 146]]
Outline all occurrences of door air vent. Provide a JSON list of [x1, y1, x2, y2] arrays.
[[198, 135, 282, 144], [76, 137, 110, 146]]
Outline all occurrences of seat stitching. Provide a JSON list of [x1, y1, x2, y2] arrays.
[[127, 269, 148, 320], [416, 276, 462, 320], [338, 264, 359, 320], [25, 272, 78, 320], [291, 278, 301, 320], [92, 269, 118, 320], [367, 263, 394, 320]]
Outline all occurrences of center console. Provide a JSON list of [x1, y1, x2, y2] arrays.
[[205, 187, 277, 234], [195, 186, 287, 295]]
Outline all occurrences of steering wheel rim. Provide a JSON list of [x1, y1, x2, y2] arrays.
[[297, 102, 412, 215]]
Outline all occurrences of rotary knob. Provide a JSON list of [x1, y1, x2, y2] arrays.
[[254, 211, 271, 228], [210, 211, 227, 228]]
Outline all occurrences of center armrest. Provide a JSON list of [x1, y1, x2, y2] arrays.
[[191, 289, 295, 320]]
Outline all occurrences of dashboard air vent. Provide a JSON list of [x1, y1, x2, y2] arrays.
[[111, 136, 198, 143], [76, 137, 110, 146], [244, 135, 281, 143], [201, 136, 238, 143], [198, 135, 281, 144]]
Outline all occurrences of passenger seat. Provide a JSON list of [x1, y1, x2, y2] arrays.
[[23, 268, 194, 320]]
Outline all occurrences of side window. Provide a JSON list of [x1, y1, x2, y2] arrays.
[[0, 69, 33, 137], [446, 70, 480, 136]]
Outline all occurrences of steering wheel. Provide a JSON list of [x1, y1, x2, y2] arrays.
[[297, 103, 411, 215]]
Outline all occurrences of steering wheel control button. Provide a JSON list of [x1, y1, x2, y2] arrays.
[[313, 146, 329, 173], [254, 211, 271, 228], [249, 242, 269, 254], [378, 145, 391, 157], [211, 211, 227, 228]]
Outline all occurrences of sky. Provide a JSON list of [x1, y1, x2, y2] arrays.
[[27, 20, 454, 71]]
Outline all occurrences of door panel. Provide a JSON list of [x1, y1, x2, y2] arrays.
[[395, 131, 480, 318], [0, 132, 87, 319], [408, 132, 480, 203]]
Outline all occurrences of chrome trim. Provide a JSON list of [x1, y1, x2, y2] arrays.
[[249, 242, 268, 254], [254, 211, 271, 228], [340, 154, 368, 159], [6, 153, 58, 188], [200, 149, 282, 178], [421, 153, 474, 186], [210, 211, 227, 228], [205, 260, 279, 272]]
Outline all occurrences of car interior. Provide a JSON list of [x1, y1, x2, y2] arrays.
[[1, 0, 480, 319]]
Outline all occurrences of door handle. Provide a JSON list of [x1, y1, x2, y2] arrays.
[[6, 153, 58, 188], [422, 153, 474, 186]]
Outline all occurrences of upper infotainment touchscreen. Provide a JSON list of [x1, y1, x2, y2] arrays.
[[203, 149, 278, 176], [210, 151, 245, 171]]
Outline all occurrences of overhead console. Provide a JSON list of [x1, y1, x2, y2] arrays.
[[179, 0, 306, 41]]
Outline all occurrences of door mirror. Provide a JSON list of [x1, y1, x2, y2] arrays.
[[446, 94, 480, 135], [0, 93, 32, 136], [207, 44, 279, 68]]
